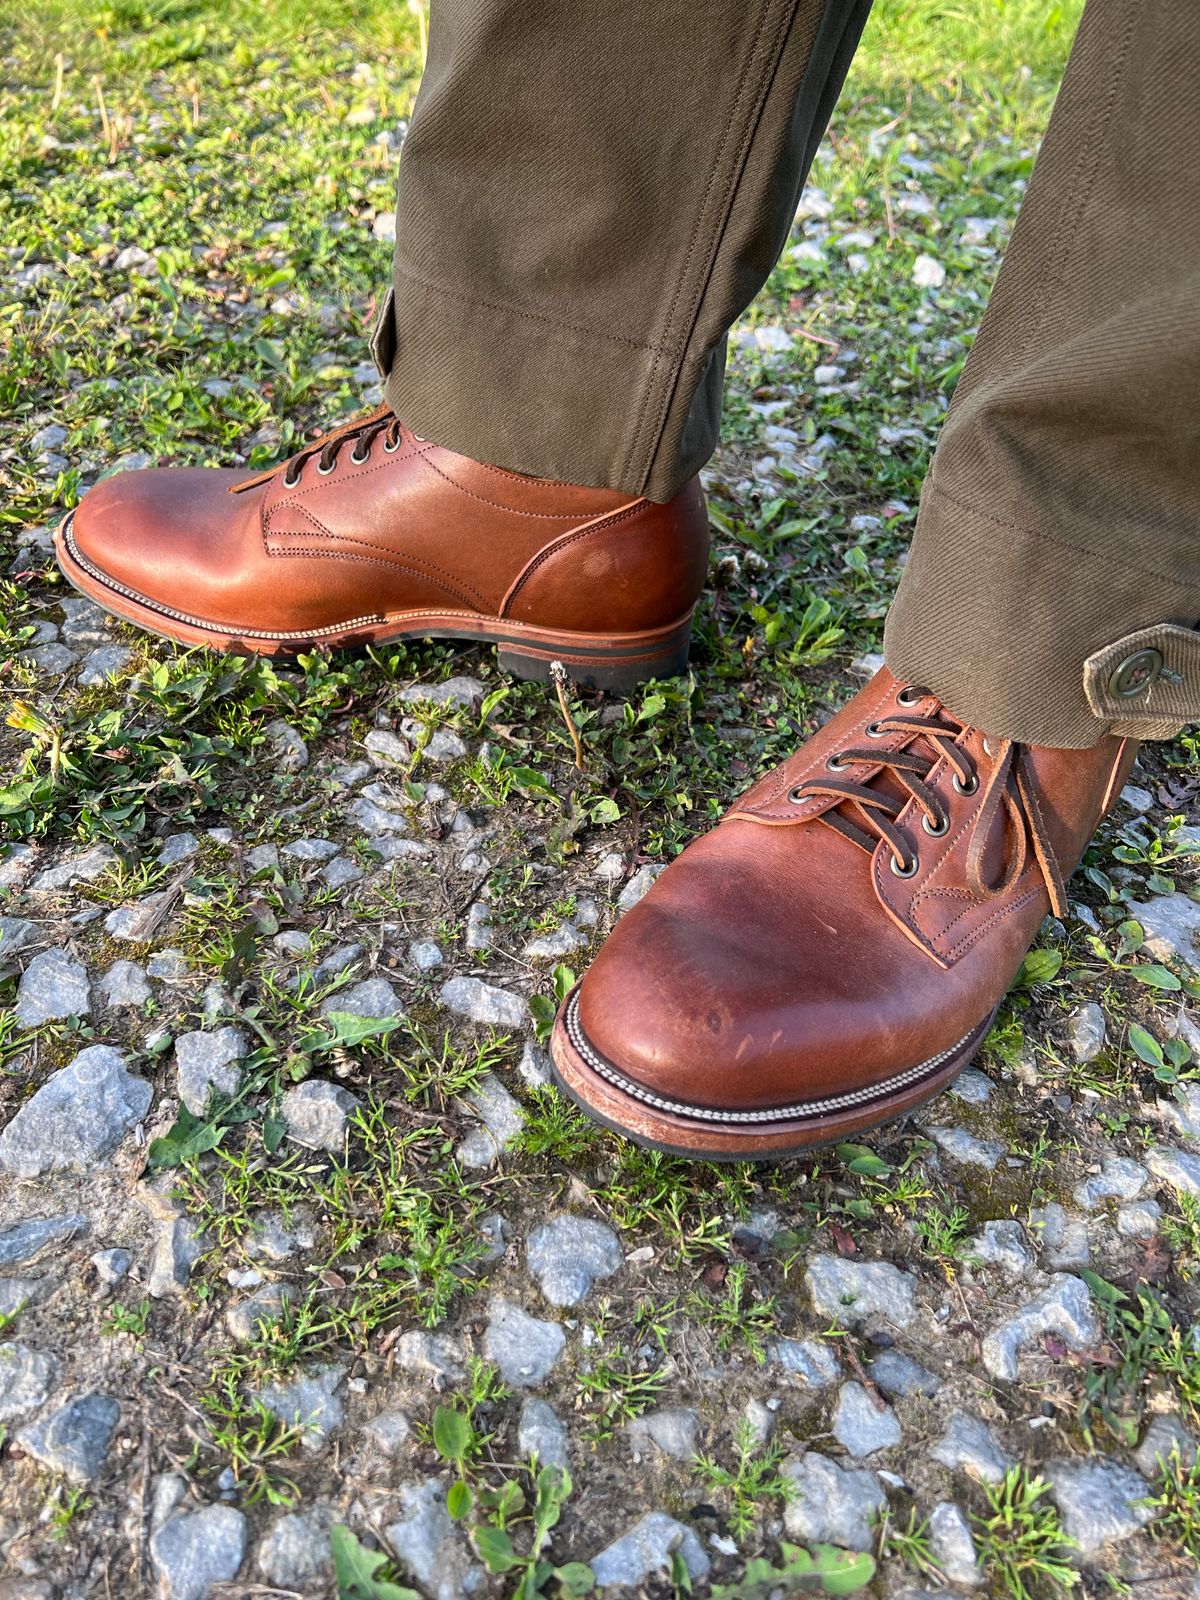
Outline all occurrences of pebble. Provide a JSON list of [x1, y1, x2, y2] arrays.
[[518, 1040, 552, 1088], [769, 1337, 842, 1385], [421, 729, 468, 762], [782, 1452, 885, 1550], [456, 1073, 525, 1168], [77, 644, 133, 685], [1072, 1156, 1147, 1210], [464, 900, 494, 951], [483, 1298, 565, 1386], [226, 1283, 292, 1344], [147, 1217, 205, 1298], [147, 949, 188, 980], [320, 977, 401, 1020], [524, 922, 586, 960], [526, 1214, 622, 1306], [16, 1392, 120, 1481], [865, 1349, 938, 1399], [981, 1274, 1099, 1381], [398, 675, 483, 708], [280, 1082, 362, 1152], [0, 1046, 151, 1178], [0, 1214, 88, 1269], [626, 1406, 700, 1461], [282, 837, 341, 862], [1134, 1413, 1197, 1477], [409, 938, 444, 971], [950, 1068, 992, 1104], [1157, 1080, 1200, 1141], [364, 728, 411, 766], [928, 1502, 981, 1587], [14, 947, 91, 1025], [518, 1398, 570, 1469], [617, 865, 665, 911], [255, 1365, 345, 1451], [322, 855, 363, 889], [264, 720, 308, 771], [1117, 1199, 1162, 1237], [924, 1124, 1004, 1170], [150, 1495, 247, 1600], [0, 917, 38, 962], [364, 1408, 413, 1456], [349, 795, 410, 835], [929, 1414, 1013, 1485], [1046, 1458, 1154, 1558], [967, 1220, 1034, 1280], [91, 1248, 131, 1285], [1065, 1002, 1107, 1063], [806, 1253, 917, 1328], [385, 1479, 480, 1600], [1127, 894, 1200, 972], [439, 975, 527, 1029], [590, 1513, 710, 1587], [255, 1507, 332, 1589], [1030, 1202, 1090, 1270], [29, 843, 116, 892], [0, 843, 37, 888], [98, 959, 152, 1008], [831, 1382, 902, 1456], [395, 1329, 466, 1383], [175, 1026, 247, 1116], [1146, 1144, 1200, 1197], [0, 1343, 58, 1422]]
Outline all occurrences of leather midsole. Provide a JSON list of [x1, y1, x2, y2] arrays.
[[562, 988, 986, 1126]]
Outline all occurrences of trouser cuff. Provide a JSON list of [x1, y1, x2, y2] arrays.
[[883, 481, 1200, 747]]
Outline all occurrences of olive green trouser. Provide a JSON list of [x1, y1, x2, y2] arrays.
[[374, 0, 1200, 748]]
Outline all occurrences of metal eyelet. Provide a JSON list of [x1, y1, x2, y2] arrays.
[[922, 812, 949, 836], [953, 773, 979, 795], [890, 853, 919, 878], [282, 470, 301, 489], [349, 446, 370, 466], [865, 722, 886, 738], [383, 435, 401, 452], [897, 685, 923, 706], [827, 756, 849, 772], [788, 786, 807, 805], [316, 460, 336, 476]]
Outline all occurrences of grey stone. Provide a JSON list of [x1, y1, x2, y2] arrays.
[[590, 1513, 710, 1587], [409, 938, 444, 971], [524, 923, 585, 960], [456, 1073, 525, 1168], [527, 1214, 622, 1307], [1030, 1202, 1090, 1270], [465, 900, 494, 952], [16, 1392, 119, 1481], [0, 1214, 87, 1269], [29, 843, 116, 892], [226, 1282, 292, 1344], [21, 642, 78, 674], [928, 1502, 981, 1588], [399, 676, 484, 708], [440, 975, 527, 1028], [281, 1081, 362, 1152], [255, 1507, 332, 1589], [0, 917, 37, 962], [617, 865, 665, 911], [518, 1398, 569, 1469], [91, 1248, 131, 1285], [806, 1253, 917, 1328], [150, 1502, 247, 1600], [1157, 1080, 1200, 1141], [626, 1406, 700, 1461], [967, 1220, 1034, 1279], [518, 1040, 552, 1087], [0, 1046, 151, 1177], [422, 729, 468, 762], [364, 728, 411, 766], [0, 1280, 37, 1319], [483, 1298, 565, 1386], [865, 1349, 938, 1399], [1073, 1156, 1148, 1209], [1065, 1002, 1107, 1063], [743, 1398, 775, 1446], [831, 1382, 901, 1457], [255, 1364, 345, 1452], [950, 1068, 992, 1104], [394, 1329, 467, 1383], [1128, 894, 1200, 972], [924, 1124, 1004, 1170], [0, 1343, 57, 1422], [1146, 1144, 1200, 1197], [1046, 1459, 1154, 1559], [105, 897, 169, 942], [981, 1275, 1100, 1381], [1135, 1413, 1197, 1477], [0, 844, 36, 889], [77, 644, 133, 686], [349, 796, 410, 835], [1117, 1199, 1162, 1237], [364, 1408, 413, 1456], [112, 245, 150, 271], [312, 943, 364, 984], [246, 844, 279, 871], [148, 1217, 204, 1298], [175, 1027, 247, 1116], [282, 837, 341, 862], [782, 1452, 885, 1551], [930, 1414, 1014, 1485], [98, 959, 151, 1008], [14, 947, 91, 1025], [322, 855, 363, 889], [147, 949, 188, 980], [321, 977, 401, 1020], [385, 1479, 480, 1600], [769, 1336, 841, 1385], [264, 720, 308, 771]]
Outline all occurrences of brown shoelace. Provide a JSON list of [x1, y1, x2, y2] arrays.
[[790, 691, 1069, 916], [230, 404, 405, 495]]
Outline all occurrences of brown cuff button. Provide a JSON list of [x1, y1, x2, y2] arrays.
[[1108, 648, 1164, 698]]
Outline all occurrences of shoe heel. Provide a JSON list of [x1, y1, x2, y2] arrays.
[[496, 615, 693, 694]]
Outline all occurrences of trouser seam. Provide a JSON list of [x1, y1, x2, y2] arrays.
[[923, 478, 1200, 598], [619, 0, 799, 489]]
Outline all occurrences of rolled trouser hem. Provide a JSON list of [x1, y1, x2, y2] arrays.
[[882, 481, 1200, 747], [375, 276, 668, 497]]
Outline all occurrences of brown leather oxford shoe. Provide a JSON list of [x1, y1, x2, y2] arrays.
[[55, 407, 709, 693], [551, 667, 1138, 1159]]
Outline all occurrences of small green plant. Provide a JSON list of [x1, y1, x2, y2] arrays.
[[453, 1465, 593, 1599], [971, 1469, 1078, 1599], [687, 1260, 779, 1364], [710, 1542, 875, 1596], [876, 1506, 941, 1580], [693, 1418, 791, 1539], [330, 1525, 419, 1599], [1143, 1444, 1200, 1560], [47, 1486, 93, 1540], [529, 964, 575, 1043], [103, 1298, 151, 1338]]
